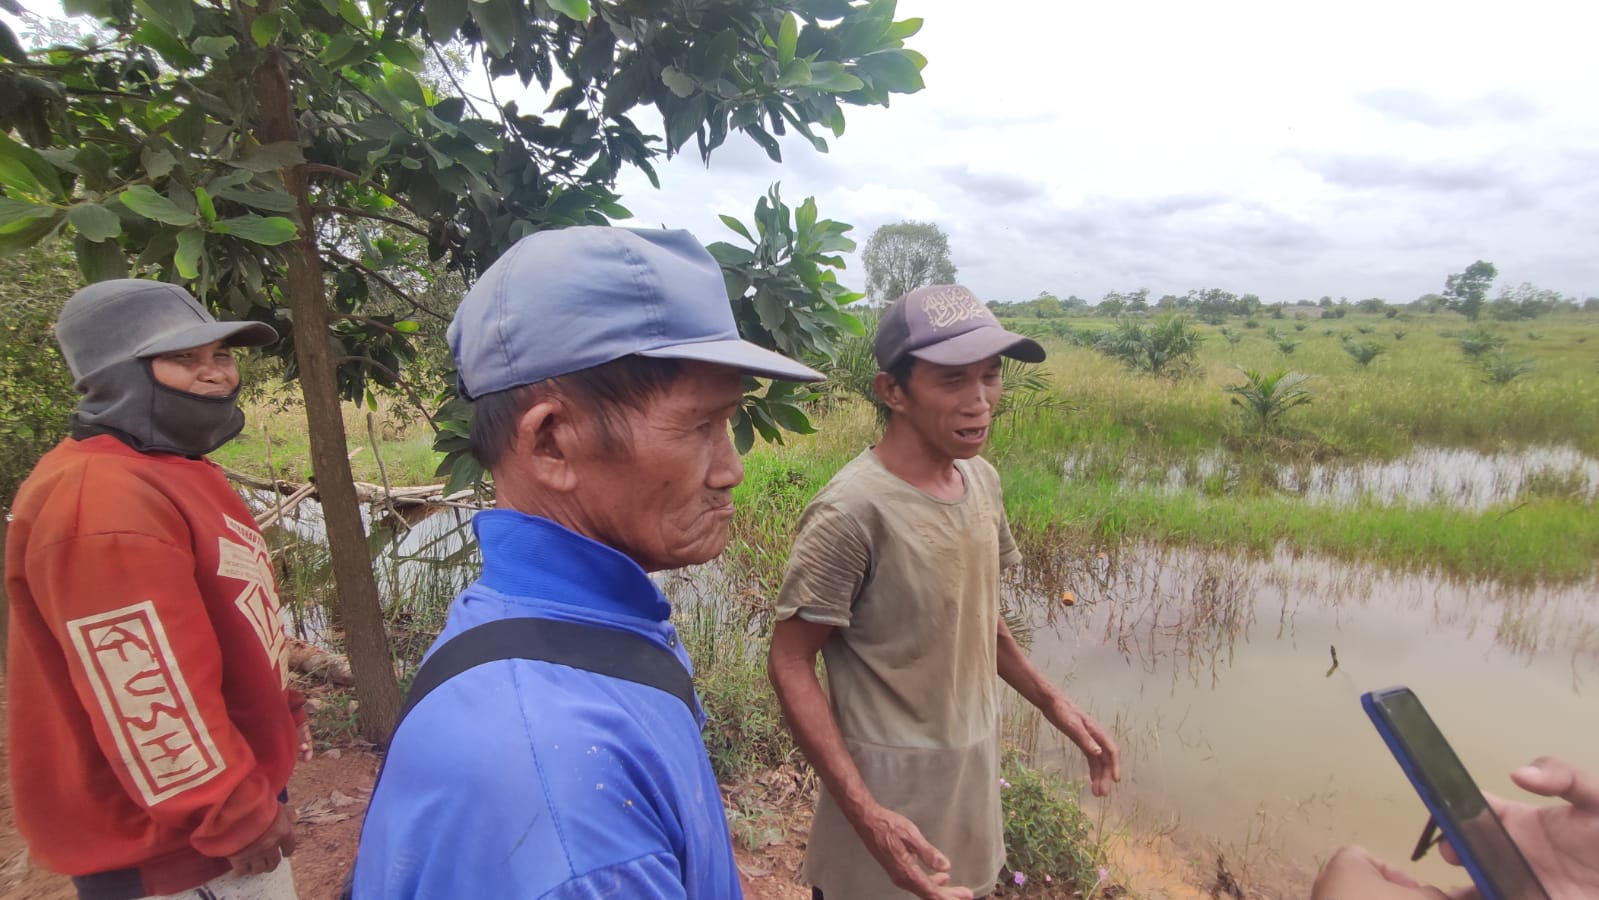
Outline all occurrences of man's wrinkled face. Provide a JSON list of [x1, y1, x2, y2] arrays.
[[569, 362, 747, 572], [149, 340, 239, 397]]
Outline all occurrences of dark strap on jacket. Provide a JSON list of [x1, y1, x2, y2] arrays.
[[394, 616, 698, 731], [343, 617, 697, 900]]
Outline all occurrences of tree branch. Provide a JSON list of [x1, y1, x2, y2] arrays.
[[336, 354, 440, 433], [429, 44, 488, 119], [323, 249, 451, 323], [312, 204, 431, 239], [303, 164, 426, 220], [332, 313, 409, 335]]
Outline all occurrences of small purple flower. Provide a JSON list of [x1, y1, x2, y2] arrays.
[[1096, 866, 1109, 884], [1013, 871, 1026, 887], [999, 777, 1011, 790]]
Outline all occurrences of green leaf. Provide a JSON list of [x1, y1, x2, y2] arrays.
[[704, 29, 738, 78], [214, 215, 298, 245], [394, 319, 420, 333], [753, 291, 788, 331], [383, 39, 424, 70], [775, 58, 811, 88], [886, 17, 923, 40], [546, 0, 589, 21], [0, 131, 64, 198], [0, 196, 58, 228], [470, 0, 516, 58], [767, 399, 815, 434], [136, 0, 194, 37], [385, 67, 428, 106], [75, 233, 127, 282], [424, 0, 468, 38], [119, 185, 199, 227], [0, 214, 60, 254], [807, 61, 865, 93], [67, 204, 121, 242], [175, 229, 204, 279], [338, 0, 365, 27], [191, 35, 236, 57], [861, 49, 924, 93], [731, 408, 754, 455], [666, 95, 707, 151], [231, 141, 307, 172], [216, 187, 298, 213], [194, 187, 216, 223], [322, 34, 360, 65], [776, 12, 798, 66], [796, 196, 817, 240], [718, 214, 754, 244], [660, 66, 695, 99], [251, 11, 282, 46], [132, 21, 201, 67]]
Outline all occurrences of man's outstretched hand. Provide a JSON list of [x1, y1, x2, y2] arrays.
[[1052, 699, 1121, 797], [854, 804, 975, 900]]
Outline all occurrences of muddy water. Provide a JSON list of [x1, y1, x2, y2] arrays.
[[1066, 444, 1599, 509], [1013, 546, 1599, 892]]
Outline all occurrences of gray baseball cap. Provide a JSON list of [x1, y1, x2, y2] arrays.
[[875, 284, 1045, 370], [55, 279, 279, 382], [448, 226, 824, 399]]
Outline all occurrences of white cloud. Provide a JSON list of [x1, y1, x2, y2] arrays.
[[602, 0, 1599, 302]]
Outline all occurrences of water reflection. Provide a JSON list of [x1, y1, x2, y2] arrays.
[[1012, 545, 1599, 892], [1062, 445, 1599, 510], [243, 491, 480, 653]]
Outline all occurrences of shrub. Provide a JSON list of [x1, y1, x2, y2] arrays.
[[1342, 337, 1386, 368], [1478, 349, 1537, 386], [1458, 327, 1507, 357], [1094, 313, 1203, 378], [1, 243, 82, 507], [1224, 367, 1312, 431], [999, 751, 1100, 896]]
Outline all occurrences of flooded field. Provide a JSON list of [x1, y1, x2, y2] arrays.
[[1013, 544, 1599, 893], [1063, 444, 1599, 510], [252, 489, 1596, 895]]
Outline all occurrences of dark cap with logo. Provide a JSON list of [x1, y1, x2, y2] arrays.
[[874, 284, 1045, 370]]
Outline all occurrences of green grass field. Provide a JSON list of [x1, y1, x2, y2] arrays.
[[224, 308, 1599, 584]]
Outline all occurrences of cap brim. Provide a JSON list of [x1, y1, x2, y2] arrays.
[[136, 321, 280, 357], [910, 325, 1046, 366], [638, 339, 825, 382]]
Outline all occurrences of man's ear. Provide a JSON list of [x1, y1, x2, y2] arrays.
[[873, 371, 907, 415], [511, 397, 580, 493]]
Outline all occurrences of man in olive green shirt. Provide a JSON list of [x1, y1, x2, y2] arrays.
[[768, 285, 1122, 900]]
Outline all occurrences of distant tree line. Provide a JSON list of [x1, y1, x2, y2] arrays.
[[987, 262, 1596, 324]]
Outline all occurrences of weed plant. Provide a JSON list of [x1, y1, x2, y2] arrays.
[[998, 750, 1101, 896]]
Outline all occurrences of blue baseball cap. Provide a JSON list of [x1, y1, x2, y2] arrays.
[[448, 226, 824, 399]]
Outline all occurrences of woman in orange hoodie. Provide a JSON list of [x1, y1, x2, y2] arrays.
[[7, 279, 309, 899]]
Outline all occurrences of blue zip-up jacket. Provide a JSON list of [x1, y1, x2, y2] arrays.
[[353, 511, 742, 899]]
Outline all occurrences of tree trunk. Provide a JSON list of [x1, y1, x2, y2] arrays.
[[250, 38, 401, 744]]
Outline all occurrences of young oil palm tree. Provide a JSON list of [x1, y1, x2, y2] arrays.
[[1223, 366, 1313, 431]]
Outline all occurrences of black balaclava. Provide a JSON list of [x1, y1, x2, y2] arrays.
[[54, 279, 278, 457]]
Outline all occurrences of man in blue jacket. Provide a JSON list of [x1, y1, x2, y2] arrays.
[[353, 226, 823, 898]]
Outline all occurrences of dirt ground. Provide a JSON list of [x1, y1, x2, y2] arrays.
[[0, 667, 1218, 900], [0, 739, 816, 900]]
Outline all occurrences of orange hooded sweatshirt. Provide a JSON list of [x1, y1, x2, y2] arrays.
[[6, 435, 305, 895]]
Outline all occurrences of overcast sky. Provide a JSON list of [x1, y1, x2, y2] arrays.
[[592, 0, 1599, 305], [15, 0, 1597, 304]]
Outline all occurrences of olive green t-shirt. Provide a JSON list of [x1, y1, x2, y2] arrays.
[[775, 449, 1021, 899]]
